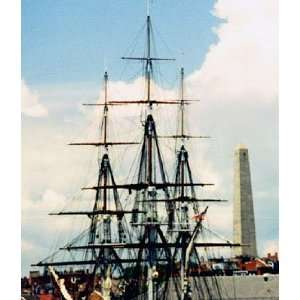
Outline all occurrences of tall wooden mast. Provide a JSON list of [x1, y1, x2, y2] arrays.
[[78, 71, 133, 291]]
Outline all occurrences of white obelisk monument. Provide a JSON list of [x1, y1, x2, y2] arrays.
[[233, 145, 257, 257]]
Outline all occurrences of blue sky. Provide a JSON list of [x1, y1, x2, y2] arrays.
[[22, 0, 219, 86], [21, 0, 278, 276]]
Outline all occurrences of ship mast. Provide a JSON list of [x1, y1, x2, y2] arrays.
[[103, 71, 108, 148], [137, 12, 170, 300], [180, 67, 185, 143], [147, 15, 151, 107], [171, 68, 230, 299], [81, 71, 134, 292], [34, 71, 141, 297]]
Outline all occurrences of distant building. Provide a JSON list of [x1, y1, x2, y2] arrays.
[[233, 145, 257, 257], [265, 252, 279, 262], [263, 252, 279, 274], [29, 270, 41, 279]]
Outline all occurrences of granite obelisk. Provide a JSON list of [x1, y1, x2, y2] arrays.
[[233, 145, 257, 257]]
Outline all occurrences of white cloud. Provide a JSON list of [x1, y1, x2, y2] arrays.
[[187, 0, 278, 104], [22, 80, 48, 117], [261, 239, 279, 256], [22, 239, 35, 253], [184, 0, 278, 246], [22, 189, 74, 233]]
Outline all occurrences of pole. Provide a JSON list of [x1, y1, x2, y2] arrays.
[[146, 15, 152, 108], [104, 71, 108, 149], [180, 256, 185, 300], [180, 67, 185, 142]]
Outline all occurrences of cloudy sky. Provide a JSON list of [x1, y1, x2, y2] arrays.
[[22, 0, 278, 276]]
